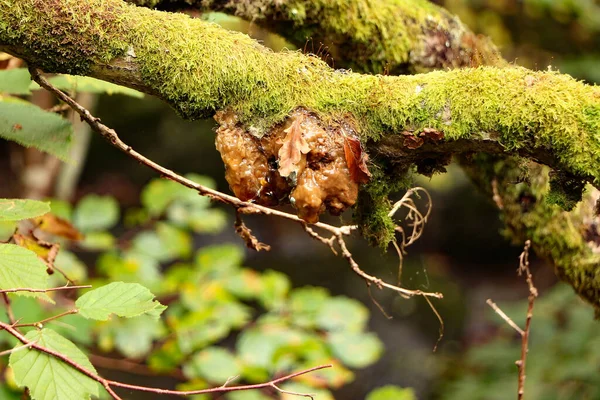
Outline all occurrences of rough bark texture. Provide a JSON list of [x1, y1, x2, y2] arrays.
[[2, 0, 600, 312]]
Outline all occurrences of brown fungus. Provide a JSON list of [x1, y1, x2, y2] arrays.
[[215, 108, 363, 223]]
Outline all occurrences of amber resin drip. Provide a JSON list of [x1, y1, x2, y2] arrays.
[[215, 108, 364, 223]]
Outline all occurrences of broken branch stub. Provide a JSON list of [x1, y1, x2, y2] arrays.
[[215, 108, 370, 223]]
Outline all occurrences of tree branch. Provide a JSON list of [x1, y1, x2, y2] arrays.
[[3, 0, 600, 310], [0, 320, 331, 398], [128, 0, 505, 74]]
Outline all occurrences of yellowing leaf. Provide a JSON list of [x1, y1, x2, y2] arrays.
[[34, 213, 84, 241], [278, 115, 310, 177]]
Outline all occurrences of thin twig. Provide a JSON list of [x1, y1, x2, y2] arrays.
[[486, 240, 537, 400], [0, 319, 330, 399], [14, 309, 79, 328], [516, 240, 537, 400], [0, 285, 90, 294], [485, 299, 524, 336], [2, 293, 15, 325], [0, 340, 37, 357], [30, 67, 443, 303]]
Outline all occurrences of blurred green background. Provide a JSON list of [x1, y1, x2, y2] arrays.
[[1, 1, 600, 399]]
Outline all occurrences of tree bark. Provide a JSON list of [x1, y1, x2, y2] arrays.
[[2, 0, 600, 313]]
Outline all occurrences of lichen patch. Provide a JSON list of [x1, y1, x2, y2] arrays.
[[215, 108, 361, 223]]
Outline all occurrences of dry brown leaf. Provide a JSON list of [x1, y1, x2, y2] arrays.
[[342, 135, 371, 184], [13, 233, 60, 274], [34, 214, 84, 241], [278, 115, 310, 177], [402, 131, 424, 149], [420, 127, 444, 141]]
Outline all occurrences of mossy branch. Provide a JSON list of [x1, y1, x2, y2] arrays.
[[126, 0, 505, 74], [1, 1, 599, 178], [2, 0, 600, 310]]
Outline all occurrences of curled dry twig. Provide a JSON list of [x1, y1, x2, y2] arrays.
[[486, 240, 537, 400]]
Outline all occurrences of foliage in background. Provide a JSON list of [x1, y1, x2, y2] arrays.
[[0, 177, 413, 399], [441, 284, 600, 400]]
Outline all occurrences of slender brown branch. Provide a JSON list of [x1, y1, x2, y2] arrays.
[[14, 309, 79, 328], [0, 319, 330, 398], [486, 240, 537, 400], [0, 285, 90, 294], [516, 240, 537, 400], [486, 299, 524, 336], [30, 67, 443, 302]]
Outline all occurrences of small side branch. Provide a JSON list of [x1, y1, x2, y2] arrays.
[[486, 240, 537, 400]]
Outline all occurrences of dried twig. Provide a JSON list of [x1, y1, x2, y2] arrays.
[[30, 67, 443, 302], [486, 240, 537, 400], [0, 319, 330, 399], [0, 285, 90, 294]]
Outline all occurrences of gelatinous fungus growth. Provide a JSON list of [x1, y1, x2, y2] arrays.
[[215, 108, 369, 223]]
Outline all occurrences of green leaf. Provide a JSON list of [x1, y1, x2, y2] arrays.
[[258, 270, 290, 310], [0, 101, 72, 160], [183, 347, 241, 383], [327, 332, 383, 368], [132, 223, 191, 262], [141, 174, 215, 217], [279, 383, 334, 400], [0, 69, 33, 94], [41, 75, 144, 98], [79, 231, 115, 251], [0, 199, 49, 221], [75, 282, 166, 320], [195, 244, 244, 277], [236, 324, 306, 369], [226, 390, 271, 400], [289, 287, 330, 328], [316, 296, 369, 332], [98, 315, 165, 358], [73, 195, 119, 232], [9, 328, 99, 400], [48, 199, 73, 221], [0, 244, 50, 301], [366, 386, 417, 400]]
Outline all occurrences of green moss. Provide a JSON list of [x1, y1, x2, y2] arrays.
[[462, 154, 600, 314], [0, 0, 130, 74], [354, 165, 413, 249], [192, 0, 504, 73]]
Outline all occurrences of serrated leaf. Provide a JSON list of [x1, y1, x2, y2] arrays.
[[0, 199, 49, 221], [9, 328, 99, 400], [0, 101, 72, 160], [73, 195, 119, 232], [183, 347, 240, 383], [366, 385, 416, 400], [37, 75, 144, 98], [75, 282, 166, 320], [0, 244, 50, 301], [0, 69, 33, 95], [327, 332, 383, 368]]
